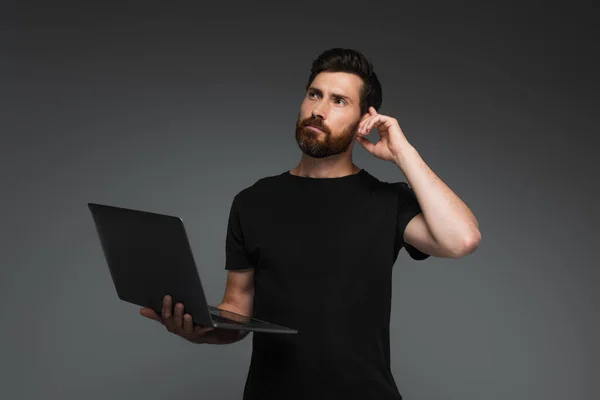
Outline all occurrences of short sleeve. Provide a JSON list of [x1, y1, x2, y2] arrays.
[[224, 195, 256, 270], [395, 182, 430, 261]]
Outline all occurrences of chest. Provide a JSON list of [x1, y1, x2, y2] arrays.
[[243, 191, 397, 282]]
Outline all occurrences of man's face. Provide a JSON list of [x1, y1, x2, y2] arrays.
[[295, 71, 364, 159]]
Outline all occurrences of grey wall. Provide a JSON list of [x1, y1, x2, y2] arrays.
[[2, 3, 598, 400]]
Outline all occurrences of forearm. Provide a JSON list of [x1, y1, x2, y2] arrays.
[[393, 144, 480, 252]]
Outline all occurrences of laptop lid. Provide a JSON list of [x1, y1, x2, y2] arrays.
[[88, 202, 215, 327]]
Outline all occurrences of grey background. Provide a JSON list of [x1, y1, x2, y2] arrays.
[[2, 3, 598, 400]]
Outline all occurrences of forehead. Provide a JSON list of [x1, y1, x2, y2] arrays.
[[310, 71, 363, 101]]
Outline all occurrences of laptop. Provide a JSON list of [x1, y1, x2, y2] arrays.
[[88, 202, 298, 334]]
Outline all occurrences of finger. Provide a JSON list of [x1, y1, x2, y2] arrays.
[[365, 115, 383, 132], [162, 295, 171, 318], [140, 308, 163, 324], [174, 303, 184, 331], [366, 115, 389, 134], [357, 113, 370, 133], [162, 295, 175, 331], [356, 136, 375, 154], [358, 116, 373, 136], [363, 113, 385, 134], [183, 314, 194, 333], [368, 106, 377, 116]]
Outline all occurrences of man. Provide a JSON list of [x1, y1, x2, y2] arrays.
[[140, 48, 481, 399]]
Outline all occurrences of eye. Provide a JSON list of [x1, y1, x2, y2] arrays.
[[334, 98, 346, 105]]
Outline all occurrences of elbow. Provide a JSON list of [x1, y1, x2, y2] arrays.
[[447, 229, 481, 258], [465, 229, 482, 254]]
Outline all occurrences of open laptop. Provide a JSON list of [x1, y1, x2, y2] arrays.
[[88, 202, 298, 334]]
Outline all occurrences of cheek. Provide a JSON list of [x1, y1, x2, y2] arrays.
[[300, 103, 312, 118], [331, 115, 355, 133]]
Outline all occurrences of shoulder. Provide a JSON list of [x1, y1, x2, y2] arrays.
[[230, 170, 288, 205], [360, 170, 413, 199]]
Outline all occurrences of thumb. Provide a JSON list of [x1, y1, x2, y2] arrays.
[[194, 325, 216, 335], [356, 136, 375, 154], [140, 307, 163, 324]]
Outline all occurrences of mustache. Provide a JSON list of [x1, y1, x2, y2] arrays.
[[300, 118, 329, 133]]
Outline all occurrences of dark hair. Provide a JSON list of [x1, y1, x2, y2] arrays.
[[305, 48, 383, 115]]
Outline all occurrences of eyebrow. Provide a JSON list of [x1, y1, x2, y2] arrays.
[[308, 86, 353, 103]]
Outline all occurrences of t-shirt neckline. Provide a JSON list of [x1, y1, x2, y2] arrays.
[[284, 168, 366, 181]]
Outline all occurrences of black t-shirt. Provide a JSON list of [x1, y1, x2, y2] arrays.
[[225, 168, 429, 400]]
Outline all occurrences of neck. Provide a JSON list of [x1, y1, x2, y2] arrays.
[[290, 153, 361, 178]]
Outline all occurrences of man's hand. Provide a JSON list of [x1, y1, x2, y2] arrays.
[[140, 295, 244, 345], [355, 106, 411, 162]]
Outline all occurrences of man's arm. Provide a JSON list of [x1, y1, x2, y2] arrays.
[[214, 268, 255, 342], [395, 145, 481, 258], [355, 106, 480, 259]]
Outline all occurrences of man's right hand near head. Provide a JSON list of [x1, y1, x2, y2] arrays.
[[140, 295, 246, 345]]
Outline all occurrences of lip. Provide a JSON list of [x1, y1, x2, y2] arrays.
[[307, 125, 325, 133]]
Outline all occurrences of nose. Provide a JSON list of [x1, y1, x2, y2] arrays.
[[311, 101, 328, 120]]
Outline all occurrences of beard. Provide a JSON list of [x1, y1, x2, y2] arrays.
[[294, 114, 359, 159]]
